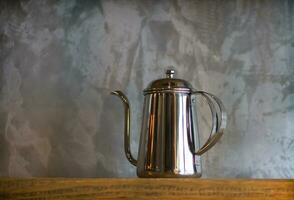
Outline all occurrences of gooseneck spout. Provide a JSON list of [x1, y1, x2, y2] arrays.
[[111, 91, 137, 166]]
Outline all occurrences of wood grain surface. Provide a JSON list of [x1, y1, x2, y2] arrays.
[[0, 178, 293, 200]]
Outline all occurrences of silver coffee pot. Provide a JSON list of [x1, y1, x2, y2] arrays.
[[111, 69, 226, 177]]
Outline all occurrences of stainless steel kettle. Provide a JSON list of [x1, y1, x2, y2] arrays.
[[111, 69, 227, 177]]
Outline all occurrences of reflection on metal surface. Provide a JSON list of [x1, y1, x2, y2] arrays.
[[112, 69, 226, 177]]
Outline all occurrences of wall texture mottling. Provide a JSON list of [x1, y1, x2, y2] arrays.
[[0, 0, 294, 178]]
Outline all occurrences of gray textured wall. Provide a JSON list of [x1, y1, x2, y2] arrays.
[[0, 0, 294, 178]]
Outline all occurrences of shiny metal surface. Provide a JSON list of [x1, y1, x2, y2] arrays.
[[166, 69, 175, 78], [110, 91, 137, 166], [112, 69, 226, 177], [137, 92, 202, 177], [144, 70, 193, 94], [189, 91, 227, 155]]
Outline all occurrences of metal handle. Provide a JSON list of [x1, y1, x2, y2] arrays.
[[111, 90, 137, 166], [188, 91, 227, 155]]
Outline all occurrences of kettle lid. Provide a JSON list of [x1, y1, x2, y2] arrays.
[[144, 69, 193, 94]]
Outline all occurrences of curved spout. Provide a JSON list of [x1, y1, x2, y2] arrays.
[[111, 90, 137, 166]]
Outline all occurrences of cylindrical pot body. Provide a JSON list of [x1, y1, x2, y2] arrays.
[[137, 92, 202, 177]]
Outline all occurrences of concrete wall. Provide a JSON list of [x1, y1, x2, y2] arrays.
[[0, 0, 293, 178]]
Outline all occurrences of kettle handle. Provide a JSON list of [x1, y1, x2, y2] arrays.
[[188, 91, 227, 155]]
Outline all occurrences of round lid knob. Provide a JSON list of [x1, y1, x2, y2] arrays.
[[166, 69, 175, 78]]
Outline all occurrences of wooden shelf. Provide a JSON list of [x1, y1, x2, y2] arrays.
[[0, 178, 293, 199]]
